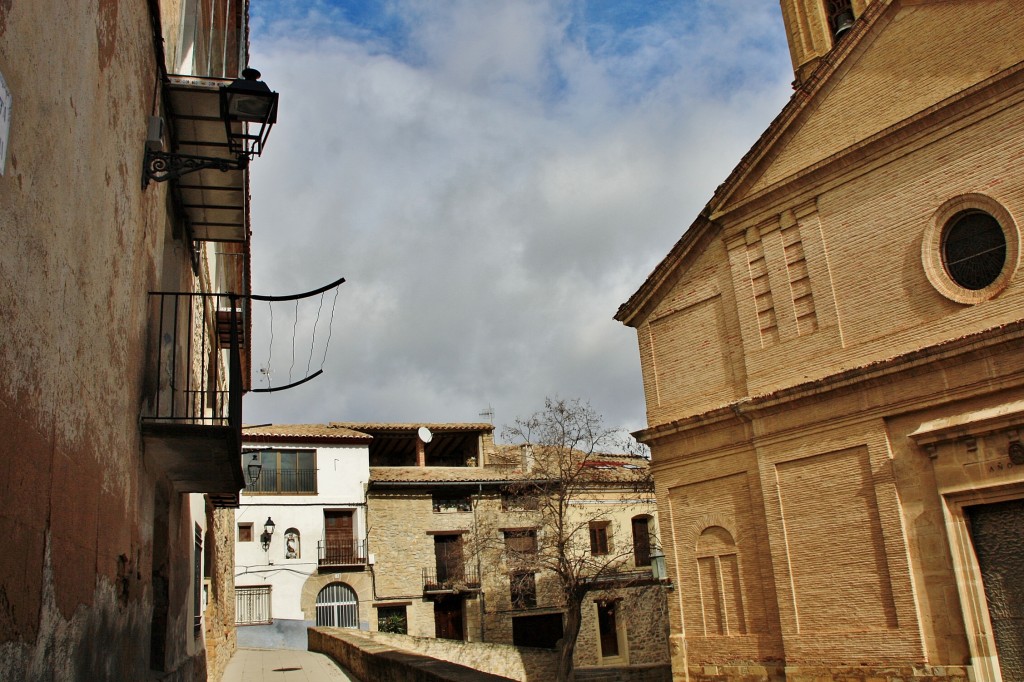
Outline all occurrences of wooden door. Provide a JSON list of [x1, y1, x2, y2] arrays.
[[434, 596, 464, 640], [967, 499, 1024, 679], [632, 517, 651, 566], [434, 534, 464, 583], [598, 601, 619, 657], [324, 510, 354, 563]]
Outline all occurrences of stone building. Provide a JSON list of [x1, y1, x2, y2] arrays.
[[364, 424, 671, 676], [0, 1, 273, 679], [615, 1, 1024, 681]]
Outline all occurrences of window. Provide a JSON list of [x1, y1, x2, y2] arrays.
[[235, 585, 272, 625], [503, 529, 538, 557], [631, 516, 652, 567], [589, 521, 611, 556], [377, 605, 408, 634], [238, 523, 253, 542], [922, 195, 1019, 304], [502, 490, 540, 511], [242, 449, 316, 494], [510, 571, 537, 609], [432, 493, 472, 513], [942, 210, 1007, 291], [512, 613, 563, 649], [284, 528, 300, 559], [316, 583, 359, 628], [596, 600, 621, 658], [193, 525, 203, 636]]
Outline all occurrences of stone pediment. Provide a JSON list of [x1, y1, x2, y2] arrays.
[[715, 0, 1024, 215]]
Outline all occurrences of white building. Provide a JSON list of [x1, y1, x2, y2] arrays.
[[234, 424, 374, 649]]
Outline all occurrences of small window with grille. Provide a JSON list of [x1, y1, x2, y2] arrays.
[[941, 211, 1007, 291]]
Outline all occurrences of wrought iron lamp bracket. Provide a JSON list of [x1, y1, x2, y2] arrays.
[[143, 149, 249, 187]]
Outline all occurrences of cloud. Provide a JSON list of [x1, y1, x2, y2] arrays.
[[242, 0, 793, 439]]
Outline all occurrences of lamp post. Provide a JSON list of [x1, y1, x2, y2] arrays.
[[260, 517, 276, 552]]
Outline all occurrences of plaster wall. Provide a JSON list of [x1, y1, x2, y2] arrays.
[[0, 1, 241, 679], [235, 442, 372, 624]]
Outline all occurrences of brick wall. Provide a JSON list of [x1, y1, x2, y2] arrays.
[[623, 2, 1024, 680]]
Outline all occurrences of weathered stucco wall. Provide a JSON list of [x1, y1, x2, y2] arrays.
[[0, 1, 227, 679]]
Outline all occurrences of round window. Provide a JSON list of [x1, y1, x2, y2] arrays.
[[922, 195, 1019, 304], [941, 210, 1007, 290]]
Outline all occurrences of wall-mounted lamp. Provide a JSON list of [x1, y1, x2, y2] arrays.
[[260, 516, 276, 552], [650, 547, 667, 582], [246, 453, 263, 486], [143, 67, 279, 185]]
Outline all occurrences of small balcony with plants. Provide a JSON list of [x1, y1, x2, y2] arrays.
[[422, 564, 481, 594]]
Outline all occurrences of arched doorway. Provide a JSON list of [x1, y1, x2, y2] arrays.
[[315, 583, 358, 628]]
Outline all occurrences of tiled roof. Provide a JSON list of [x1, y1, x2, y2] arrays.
[[242, 423, 373, 441], [369, 455, 651, 486], [368, 466, 525, 484], [330, 422, 494, 433]]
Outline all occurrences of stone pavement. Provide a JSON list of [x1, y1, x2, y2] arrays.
[[222, 647, 361, 682]]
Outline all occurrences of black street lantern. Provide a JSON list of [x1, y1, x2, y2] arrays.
[[260, 516, 276, 552], [143, 67, 279, 185], [220, 68, 279, 160], [246, 453, 262, 486]]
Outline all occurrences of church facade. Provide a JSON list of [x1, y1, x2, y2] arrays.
[[616, 1, 1024, 681]]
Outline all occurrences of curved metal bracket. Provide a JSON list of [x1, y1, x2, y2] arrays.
[[143, 149, 248, 187]]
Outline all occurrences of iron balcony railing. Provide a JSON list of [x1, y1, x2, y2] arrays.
[[422, 564, 481, 593], [317, 540, 368, 567], [144, 291, 244, 432], [245, 468, 317, 495]]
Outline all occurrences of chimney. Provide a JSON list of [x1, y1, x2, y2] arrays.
[[521, 444, 534, 472]]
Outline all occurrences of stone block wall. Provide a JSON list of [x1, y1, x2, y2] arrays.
[[204, 507, 238, 682], [309, 627, 518, 682]]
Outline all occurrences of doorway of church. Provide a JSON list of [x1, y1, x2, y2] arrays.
[[967, 498, 1024, 680]]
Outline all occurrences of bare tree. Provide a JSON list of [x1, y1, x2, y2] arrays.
[[494, 397, 654, 682]]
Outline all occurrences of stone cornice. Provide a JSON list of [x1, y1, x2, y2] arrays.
[[636, 320, 1024, 445]]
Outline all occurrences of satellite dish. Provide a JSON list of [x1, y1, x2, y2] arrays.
[[418, 426, 433, 443]]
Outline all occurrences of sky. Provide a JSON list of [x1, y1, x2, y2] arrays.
[[242, 0, 794, 441]]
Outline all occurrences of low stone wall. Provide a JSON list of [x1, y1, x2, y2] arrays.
[[353, 630, 559, 681], [575, 663, 672, 682], [310, 628, 517, 682]]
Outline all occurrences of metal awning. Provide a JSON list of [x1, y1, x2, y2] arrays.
[[164, 75, 248, 243]]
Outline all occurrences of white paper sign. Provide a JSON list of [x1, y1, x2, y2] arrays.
[[0, 69, 11, 176]]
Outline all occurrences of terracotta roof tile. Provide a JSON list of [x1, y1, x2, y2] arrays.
[[242, 423, 373, 441], [330, 422, 493, 433], [368, 466, 524, 484]]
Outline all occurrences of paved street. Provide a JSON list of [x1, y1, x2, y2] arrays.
[[222, 648, 360, 682]]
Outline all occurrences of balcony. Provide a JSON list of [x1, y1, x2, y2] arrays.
[[141, 291, 246, 505], [317, 540, 368, 570], [245, 469, 317, 495], [422, 565, 481, 594]]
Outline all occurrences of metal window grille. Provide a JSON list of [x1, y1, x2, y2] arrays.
[[236, 585, 272, 625], [193, 525, 203, 636], [315, 583, 359, 628]]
